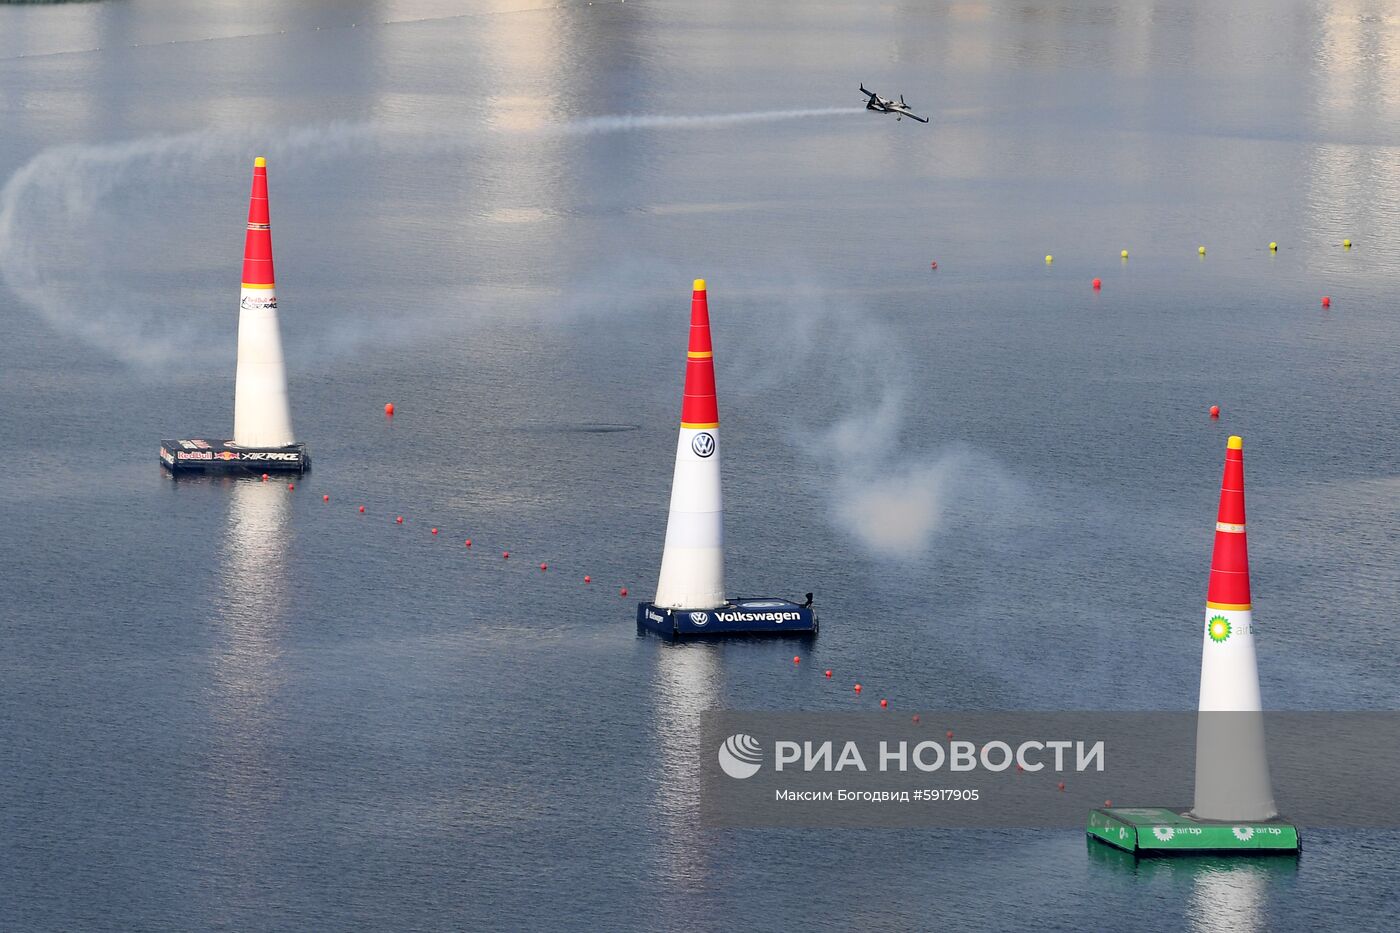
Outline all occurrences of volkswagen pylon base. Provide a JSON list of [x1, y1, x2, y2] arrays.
[[160, 438, 309, 474], [1086, 808, 1299, 856], [636, 598, 817, 640]]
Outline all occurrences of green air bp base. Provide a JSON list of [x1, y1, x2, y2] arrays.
[[1087, 807, 1300, 855]]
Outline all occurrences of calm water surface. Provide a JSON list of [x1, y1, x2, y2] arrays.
[[3, 1, 1400, 929]]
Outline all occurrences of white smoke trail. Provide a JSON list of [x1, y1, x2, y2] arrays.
[[0, 110, 856, 367], [542, 108, 860, 136], [0, 122, 383, 366]]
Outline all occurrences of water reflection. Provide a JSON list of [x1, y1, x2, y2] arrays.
[[209, 477, 292, 804], [649, 642, 722, 886]]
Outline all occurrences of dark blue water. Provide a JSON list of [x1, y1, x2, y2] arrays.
[[3, 1, 1400, 929]]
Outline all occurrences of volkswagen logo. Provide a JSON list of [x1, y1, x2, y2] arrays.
[[690, 432, 716, 458], [690, 611, 709, 626]]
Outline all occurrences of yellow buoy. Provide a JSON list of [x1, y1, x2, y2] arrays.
[[1198, 246, 1206, 255], [1343, 238, 1352, 249], [1120, 249, 1129, 259], [1045, 255, 1053, 264], [1269, 241, 1278, 251]]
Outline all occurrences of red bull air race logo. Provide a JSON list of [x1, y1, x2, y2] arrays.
[[240, 294, 278, 311]]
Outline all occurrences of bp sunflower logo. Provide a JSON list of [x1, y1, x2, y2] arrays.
[[1208, 615, 1232, 643]]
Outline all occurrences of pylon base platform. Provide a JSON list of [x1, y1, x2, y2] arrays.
[[637, 598, 817, 639], [160, 438, 309, 474], [1087, 807, 1299, 855]]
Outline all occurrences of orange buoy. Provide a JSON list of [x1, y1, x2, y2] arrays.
[[1092, 278, 1101, 289], [1209, 405, 1220, 418], [384, 403, 394, 416], [1322, 296, 1331, 308]]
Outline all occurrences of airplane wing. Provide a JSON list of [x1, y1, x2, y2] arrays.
[[906, 112, 930, 123]]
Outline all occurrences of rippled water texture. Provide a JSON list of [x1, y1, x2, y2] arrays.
[[3, 1, 1399, 929]]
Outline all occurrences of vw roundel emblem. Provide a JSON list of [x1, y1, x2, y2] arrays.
[[691, 432, 716, 458], [690, 611, 710, 626]]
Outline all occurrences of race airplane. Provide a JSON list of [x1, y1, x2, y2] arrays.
[[860, 84, 929, 123]]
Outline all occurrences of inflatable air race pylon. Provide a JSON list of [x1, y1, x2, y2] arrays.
[[1086, 436, 1298, 854], [637, 280, 816, 639], [1192, 434, 1276, 821], [161, 158, 308, 474]]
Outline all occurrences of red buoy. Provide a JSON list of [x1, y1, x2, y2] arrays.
[[396, 516, 403, 524], [1322, 296, 1331, 308], [261, 474, 269, 482], [824, 669, 832, 678], [620, 587, 628, 597], [384, 403, 394, 416], [322, 494, 329, 502], [358, 505, 365, 513], [1104, 800, 1113, 807], [583, 575, 591, 583], [1209, 405, 1220, 418], [1058, 782, 1066, 791], [853, 683, 862, 694], [287, 483, 294, 490], [503, 551, 509, 559], [1092, 278, 1101, 289], [539, 563, 547, 571], [946, 730, 954, 739], [792, 656, 800, 665], [880, 698, 888, 708], [464, 539, 472, 547], [929, 260, 938, 270], [431, 528, 438, 535], [912, 714, 921, 724]]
